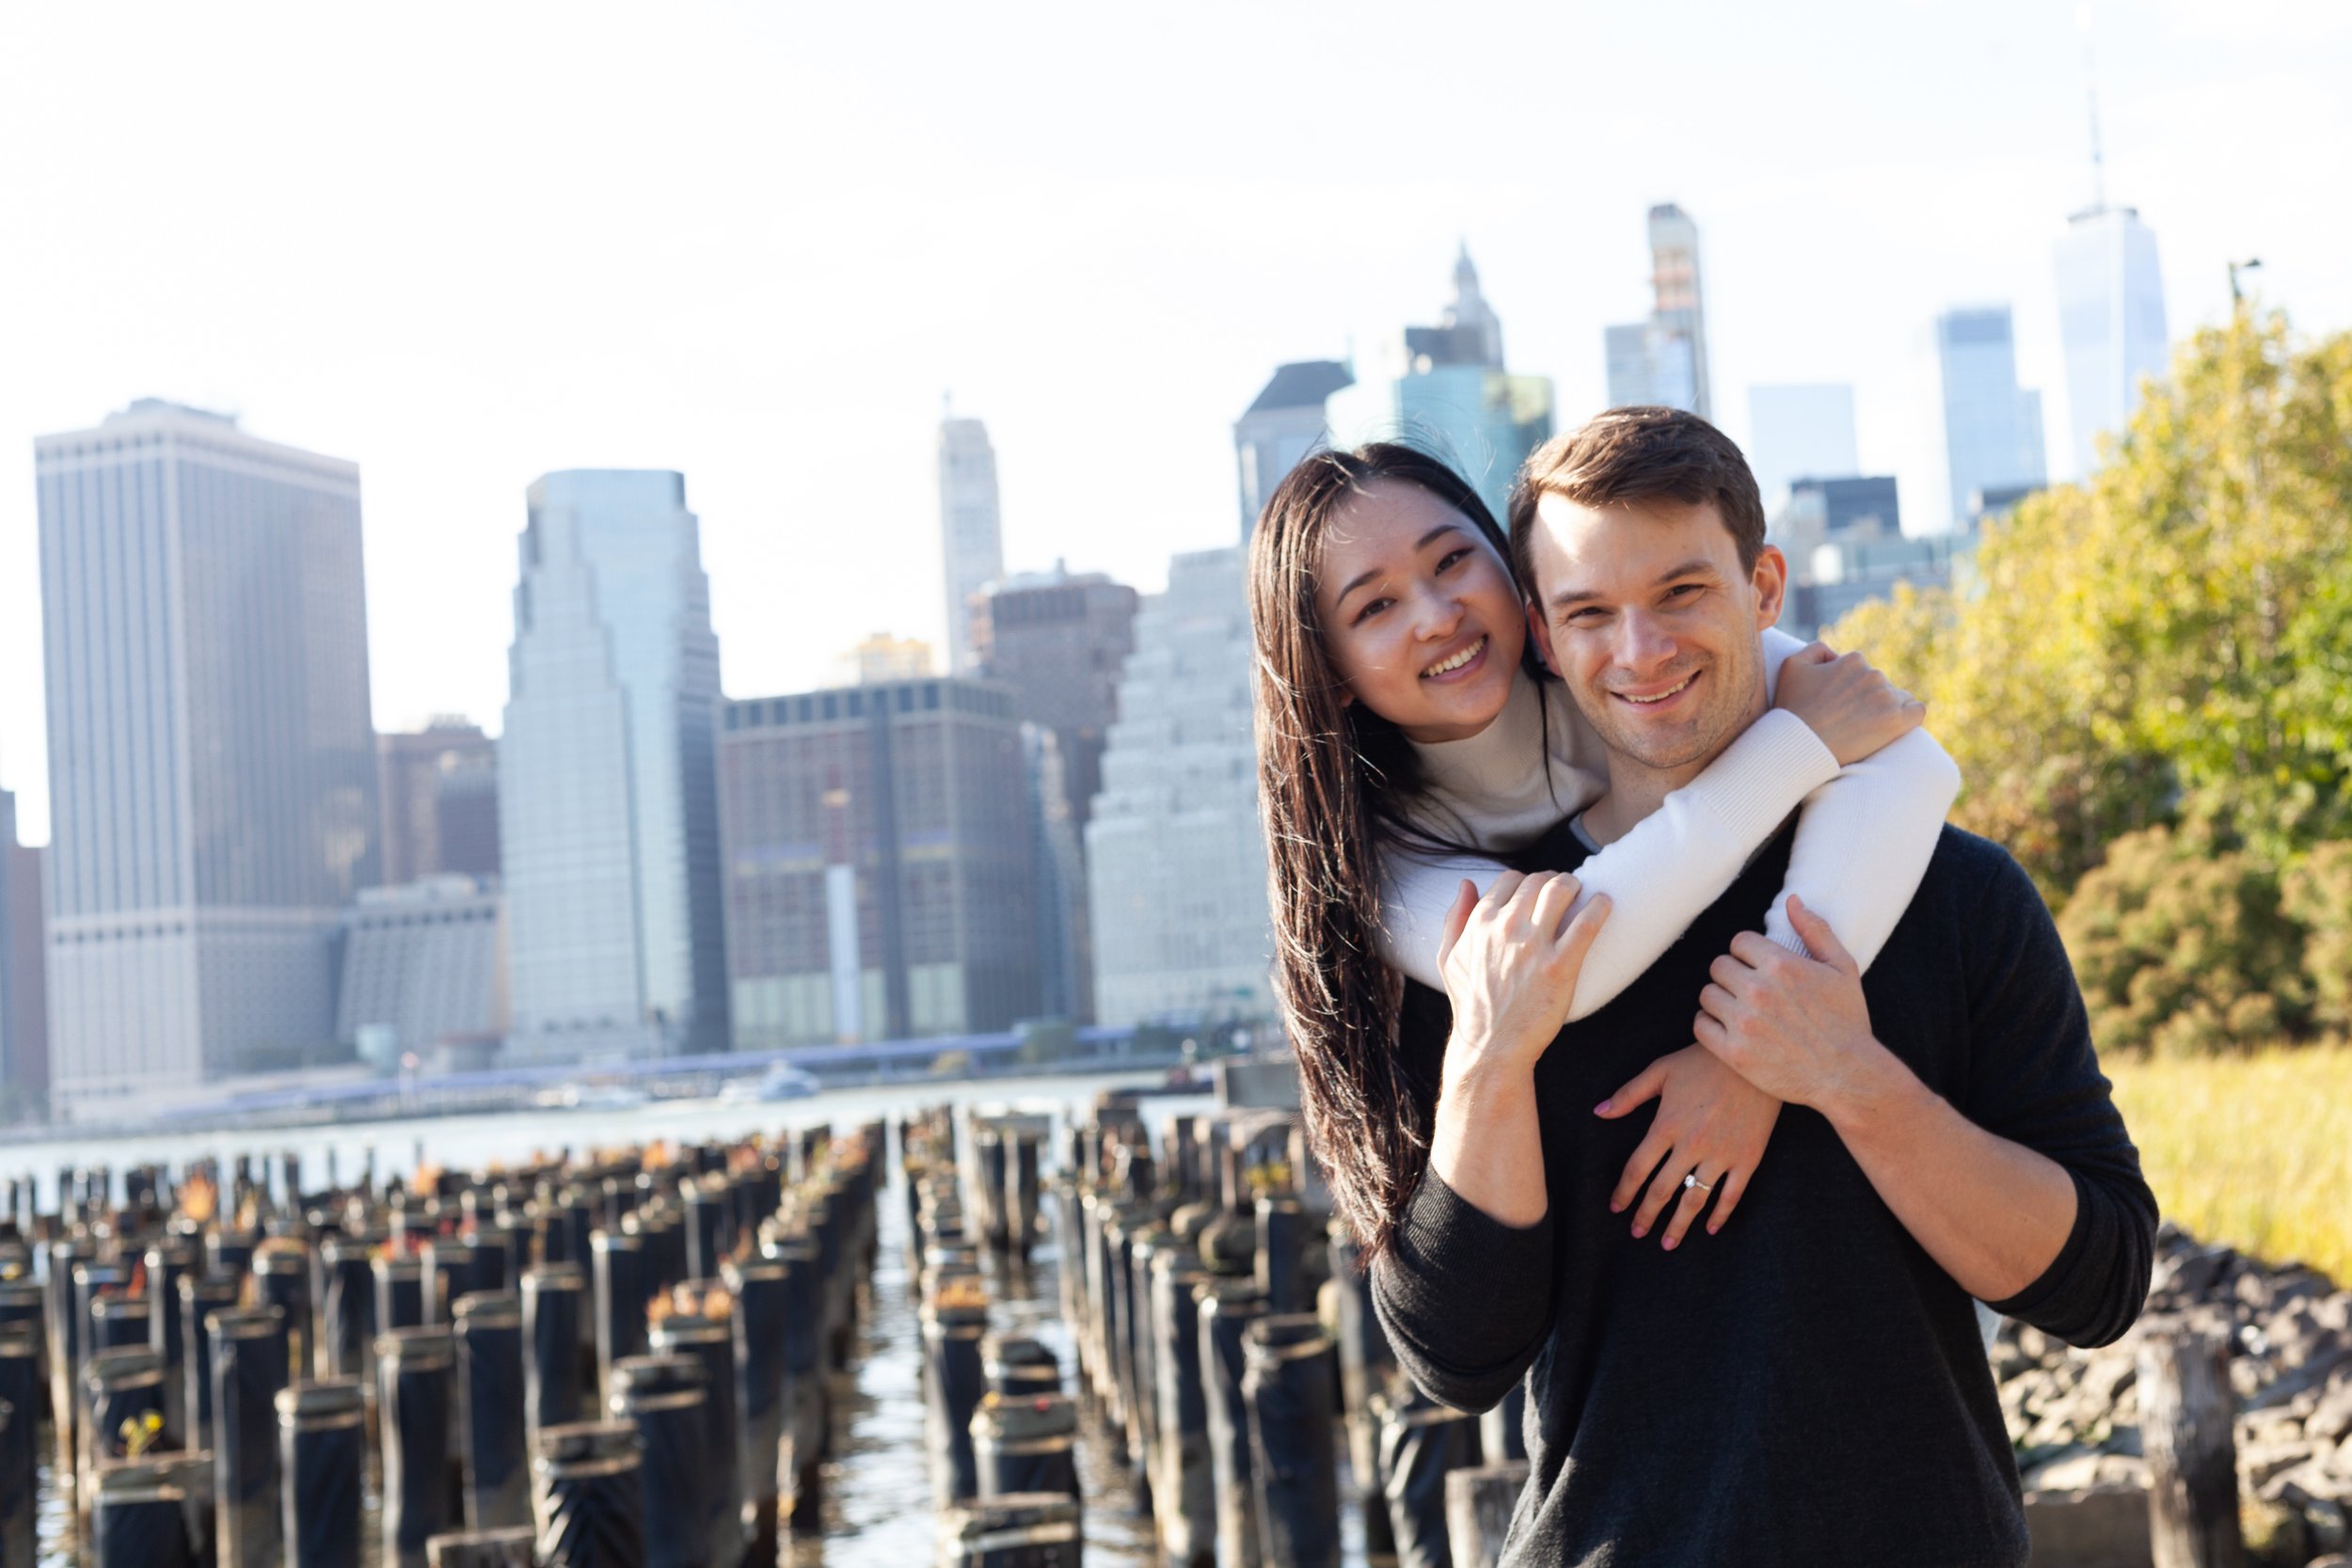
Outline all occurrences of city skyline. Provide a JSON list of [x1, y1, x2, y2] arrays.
[[4, 2, 2349, 843]]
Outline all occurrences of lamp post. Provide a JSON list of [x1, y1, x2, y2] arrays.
[[2228, 257, 2263, 306]]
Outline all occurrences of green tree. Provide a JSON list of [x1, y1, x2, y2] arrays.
[[2056, 827, 2308, 1056]]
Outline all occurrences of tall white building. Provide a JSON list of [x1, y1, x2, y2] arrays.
[[501, 470, 728, 1060], [1604, 204, 1712, 420], [1085, 547, 1273, 1026], [938, 417, 1004, 674], [35, 400, 379, 1119], [1927, 306, 2047, 531], [1746, 385, 1860, 514], [2054, 205, 2169, 480]]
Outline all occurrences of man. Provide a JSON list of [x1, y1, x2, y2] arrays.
[[1370, 405, 2156, 1566]]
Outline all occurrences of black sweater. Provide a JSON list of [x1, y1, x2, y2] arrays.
[[1370, 823, 2157, 1568]]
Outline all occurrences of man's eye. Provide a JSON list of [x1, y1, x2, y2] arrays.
[[1664, 584, 1702, 602], [1562, 608, 1605, 626]]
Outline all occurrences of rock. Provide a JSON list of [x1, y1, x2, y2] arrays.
[[2307, 1497, 2348, 1555], [2078, 1350, 2137, 1410], [2241, 1491, 2310, 1566], [2248, 1440, 2328, 1490], [2265, 1460, 2352, 1509], [2021, 1483, 2150, 1568], [2311, 1380, 2352, 1446], [2247, 1409, 2314, 1448], [2155, 1243, 2235, 1303], [2022, 1446, 2102, 1491]]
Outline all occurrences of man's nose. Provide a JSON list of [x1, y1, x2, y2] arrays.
[[1612, 610, 1677, 674]]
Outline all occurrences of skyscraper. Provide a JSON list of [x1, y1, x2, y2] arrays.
[[1233, 360, 1354, 540], [717, 675, 1040, 1047], [378, 719, 501, 885], [1086, 547, 1273, 1027], [36, 400, 379, 1118], [1604, 204, 1713, 419], [938, 417, 1005, 674], [2054, 206, 2169, 480], [1325, 246, 1555, 523], [0, 777, 48, 1116], [970, 566, 1140, 1023], [501, 470, 728, 1060], [1928, 306, 2047, 531], [1746, 385, 1861, 513]]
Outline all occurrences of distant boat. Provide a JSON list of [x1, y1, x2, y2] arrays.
[[534, 1082, 650, 1111], [720, 1065, 821, 1104]]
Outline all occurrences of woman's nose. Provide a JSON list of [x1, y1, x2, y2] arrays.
[[1410, 583, 1465, 642]]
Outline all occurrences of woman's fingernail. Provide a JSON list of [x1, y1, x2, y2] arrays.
[[1629, 1225, 1646, 1240], [1593, 1101, 1612, 1116], [1608, 1199, 1624, 1213], [1662, 1236, 1678, 1252]]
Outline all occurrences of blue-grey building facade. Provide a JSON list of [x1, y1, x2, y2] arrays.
[[500, 469, 728, 1060], [1233, 359, 1353, 541], [1930, 306, 2046, 532], [35, 400, 379, 1119], [1326, 247, 1554, 524]]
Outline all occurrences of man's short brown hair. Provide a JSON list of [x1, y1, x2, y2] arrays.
[[1505, 405, 1769, 594]]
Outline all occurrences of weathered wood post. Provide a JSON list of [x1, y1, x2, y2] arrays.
[[1445, 1461, 1530, 1568], [2137, 1321, 2246, 1568]]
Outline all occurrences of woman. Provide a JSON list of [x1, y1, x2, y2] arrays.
[[1248, 440, 1958, 1263]]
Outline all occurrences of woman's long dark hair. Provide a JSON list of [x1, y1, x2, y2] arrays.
[[1248, 442, 1550, 1264]]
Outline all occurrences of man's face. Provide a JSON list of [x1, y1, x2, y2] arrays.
[[1522, 492, 1788, 777]]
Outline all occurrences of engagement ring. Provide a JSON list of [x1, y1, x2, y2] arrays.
[[1684, 1173, 1714, 1194]]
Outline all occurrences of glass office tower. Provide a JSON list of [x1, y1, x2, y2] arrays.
[[501, 470, 728, 1060]]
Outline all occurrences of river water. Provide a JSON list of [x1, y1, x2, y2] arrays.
[[5, 1070, 1373, 1567]]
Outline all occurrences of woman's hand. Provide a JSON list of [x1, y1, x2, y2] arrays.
[[1594, 1043, 1783, 1249], [1773, 641, 1925, 767], [1436, 871, 1613, 1084], [1427, 871, 1612, 1229]]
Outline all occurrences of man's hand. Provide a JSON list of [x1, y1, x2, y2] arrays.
[[1691, 896, 1892, 1116], [1596, 1045, 1782, 1249], [1695, 899, 2089, 1306], [1773, 642, 1926, 767]]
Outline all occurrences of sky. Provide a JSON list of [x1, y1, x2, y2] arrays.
[[2, 0, 2348, 844]]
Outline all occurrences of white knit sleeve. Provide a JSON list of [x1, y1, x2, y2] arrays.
[[1755, 625, 1963, 969], [1375, 707, 1842, 1012], [1758, 724, 1962, 970]]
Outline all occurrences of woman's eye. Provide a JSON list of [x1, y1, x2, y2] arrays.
[[1436, 548, 1472, 573], [1355, 597, 1391, 623]]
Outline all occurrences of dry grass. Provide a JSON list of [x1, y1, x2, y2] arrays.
[[2105, 1042, 2352, 1287]]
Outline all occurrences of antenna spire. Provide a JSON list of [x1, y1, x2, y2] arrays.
[[2079, 3, 2106, 213]]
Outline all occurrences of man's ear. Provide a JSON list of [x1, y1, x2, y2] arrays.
[[1750, 545, 1788, 629], [1524, 598, 1559, 673]]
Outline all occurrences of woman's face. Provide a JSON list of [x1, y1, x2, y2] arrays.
[[1314, 478, 1527, 743]]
